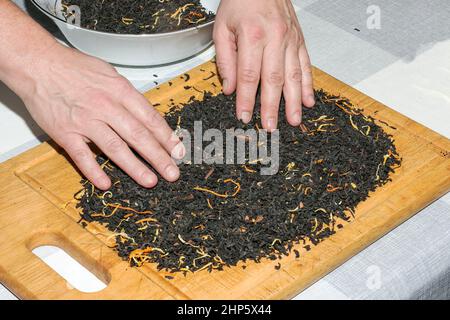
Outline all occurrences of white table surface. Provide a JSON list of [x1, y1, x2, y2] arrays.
[[1, 0, 449, 300]]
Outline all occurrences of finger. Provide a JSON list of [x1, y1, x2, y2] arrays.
[[213, 25, 237, 95], [87, 122, 159, 188], [235, 26, 265, 123], [104, 108, 180, 182], [123, 91, 185, 160], [285, 1, 315, 108], [62, 135, 111, 190], [299, 43, 315, 108], [283, 43, 303, 126], [260, 30, 287, 132]]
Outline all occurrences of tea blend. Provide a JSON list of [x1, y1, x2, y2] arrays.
[[62, 0, 215, 34], [76, 90, 401, 274]]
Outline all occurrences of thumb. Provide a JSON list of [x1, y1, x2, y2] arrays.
[[213, 25, 237, 95]]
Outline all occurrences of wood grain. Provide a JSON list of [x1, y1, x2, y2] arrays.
[[0, 60, 449, 299]]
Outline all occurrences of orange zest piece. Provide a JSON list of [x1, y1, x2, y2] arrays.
[[136, 217, 158, 224], [105, 203, 154, 215], [206, 198, 213, 209], [194, 179, 241, 198], [243, 165, 256, 173], [193, 186, 228, 198], [326, 184, 342, 192], [224, 178, 241, 197]]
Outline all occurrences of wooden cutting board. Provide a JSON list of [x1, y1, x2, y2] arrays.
[[0, 60, 449, 300]]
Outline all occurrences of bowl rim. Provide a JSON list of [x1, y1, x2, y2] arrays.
[[31, 0, 216, 38]]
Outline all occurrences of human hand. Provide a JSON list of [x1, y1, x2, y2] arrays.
[[213, 0, 315, 131], [18, 45, 184, 190]]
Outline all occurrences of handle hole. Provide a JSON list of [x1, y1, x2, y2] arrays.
[[32, 245, 107, 293]]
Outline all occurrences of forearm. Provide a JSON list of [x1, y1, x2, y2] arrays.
[[0, 0, 58, 98]]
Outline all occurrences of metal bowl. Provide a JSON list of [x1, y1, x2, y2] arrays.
[[31, 0, 219, 66]]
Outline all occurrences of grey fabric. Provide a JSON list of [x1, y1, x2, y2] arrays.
[[304, 0, 450, 60], [299, 194, 450, 300], [297, 9, 398, 85]]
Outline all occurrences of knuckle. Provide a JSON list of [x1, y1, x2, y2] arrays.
[[130, 125, 150, 142], [114, 77, 133, 95], [70, 148, 90, 164], [212, 24, 226, 41], [288, 30, 301, 46], [239, 96, 254, 106], [266, 71, 284, 86], [104, 138, 125, 153], [243, 24, 265, 42], [272, 20, 289, 36], [89, 92, 110, 109], [301, 61, 313, 75], [288, 68, 302, 83], [298, 36, 306, 48], [145, 109, 164, 128], [239, 69, 259, 84], [110, 108, 129, 124]]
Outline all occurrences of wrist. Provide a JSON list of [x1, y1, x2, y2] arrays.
[[0, 1, 61, 101], [4, 38, 61, 102]]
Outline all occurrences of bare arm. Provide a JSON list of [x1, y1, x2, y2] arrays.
[[0, 1, 184, 190], [0, 1, 58, 94]]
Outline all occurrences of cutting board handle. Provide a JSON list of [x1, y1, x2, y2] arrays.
[[0, 194, 179, 299], [1, 244, 95, 299]]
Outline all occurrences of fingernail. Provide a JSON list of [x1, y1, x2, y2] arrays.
[[308, 94, 315, 105], [240, 111, 251, 124], [166, 165, 180, 181], [172, 142, 186, 160], [98, 177, 111, 190], [142, 172, 157, 187], [222, 79, 229, 92], [292, 112, 301, 125], [170, 131, 180, 143], [266, 117, 277, 132]]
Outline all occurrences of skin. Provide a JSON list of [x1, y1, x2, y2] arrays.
[[0, 1, 184, 191], [214, 0, 315, 131], [0, 0, 314, 190]]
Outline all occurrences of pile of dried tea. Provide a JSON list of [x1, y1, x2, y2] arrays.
[[76, 89, 401, 274], [62, 0, 215, 34]]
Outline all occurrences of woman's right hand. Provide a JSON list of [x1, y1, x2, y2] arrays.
[[19, 44, 185, 190]]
